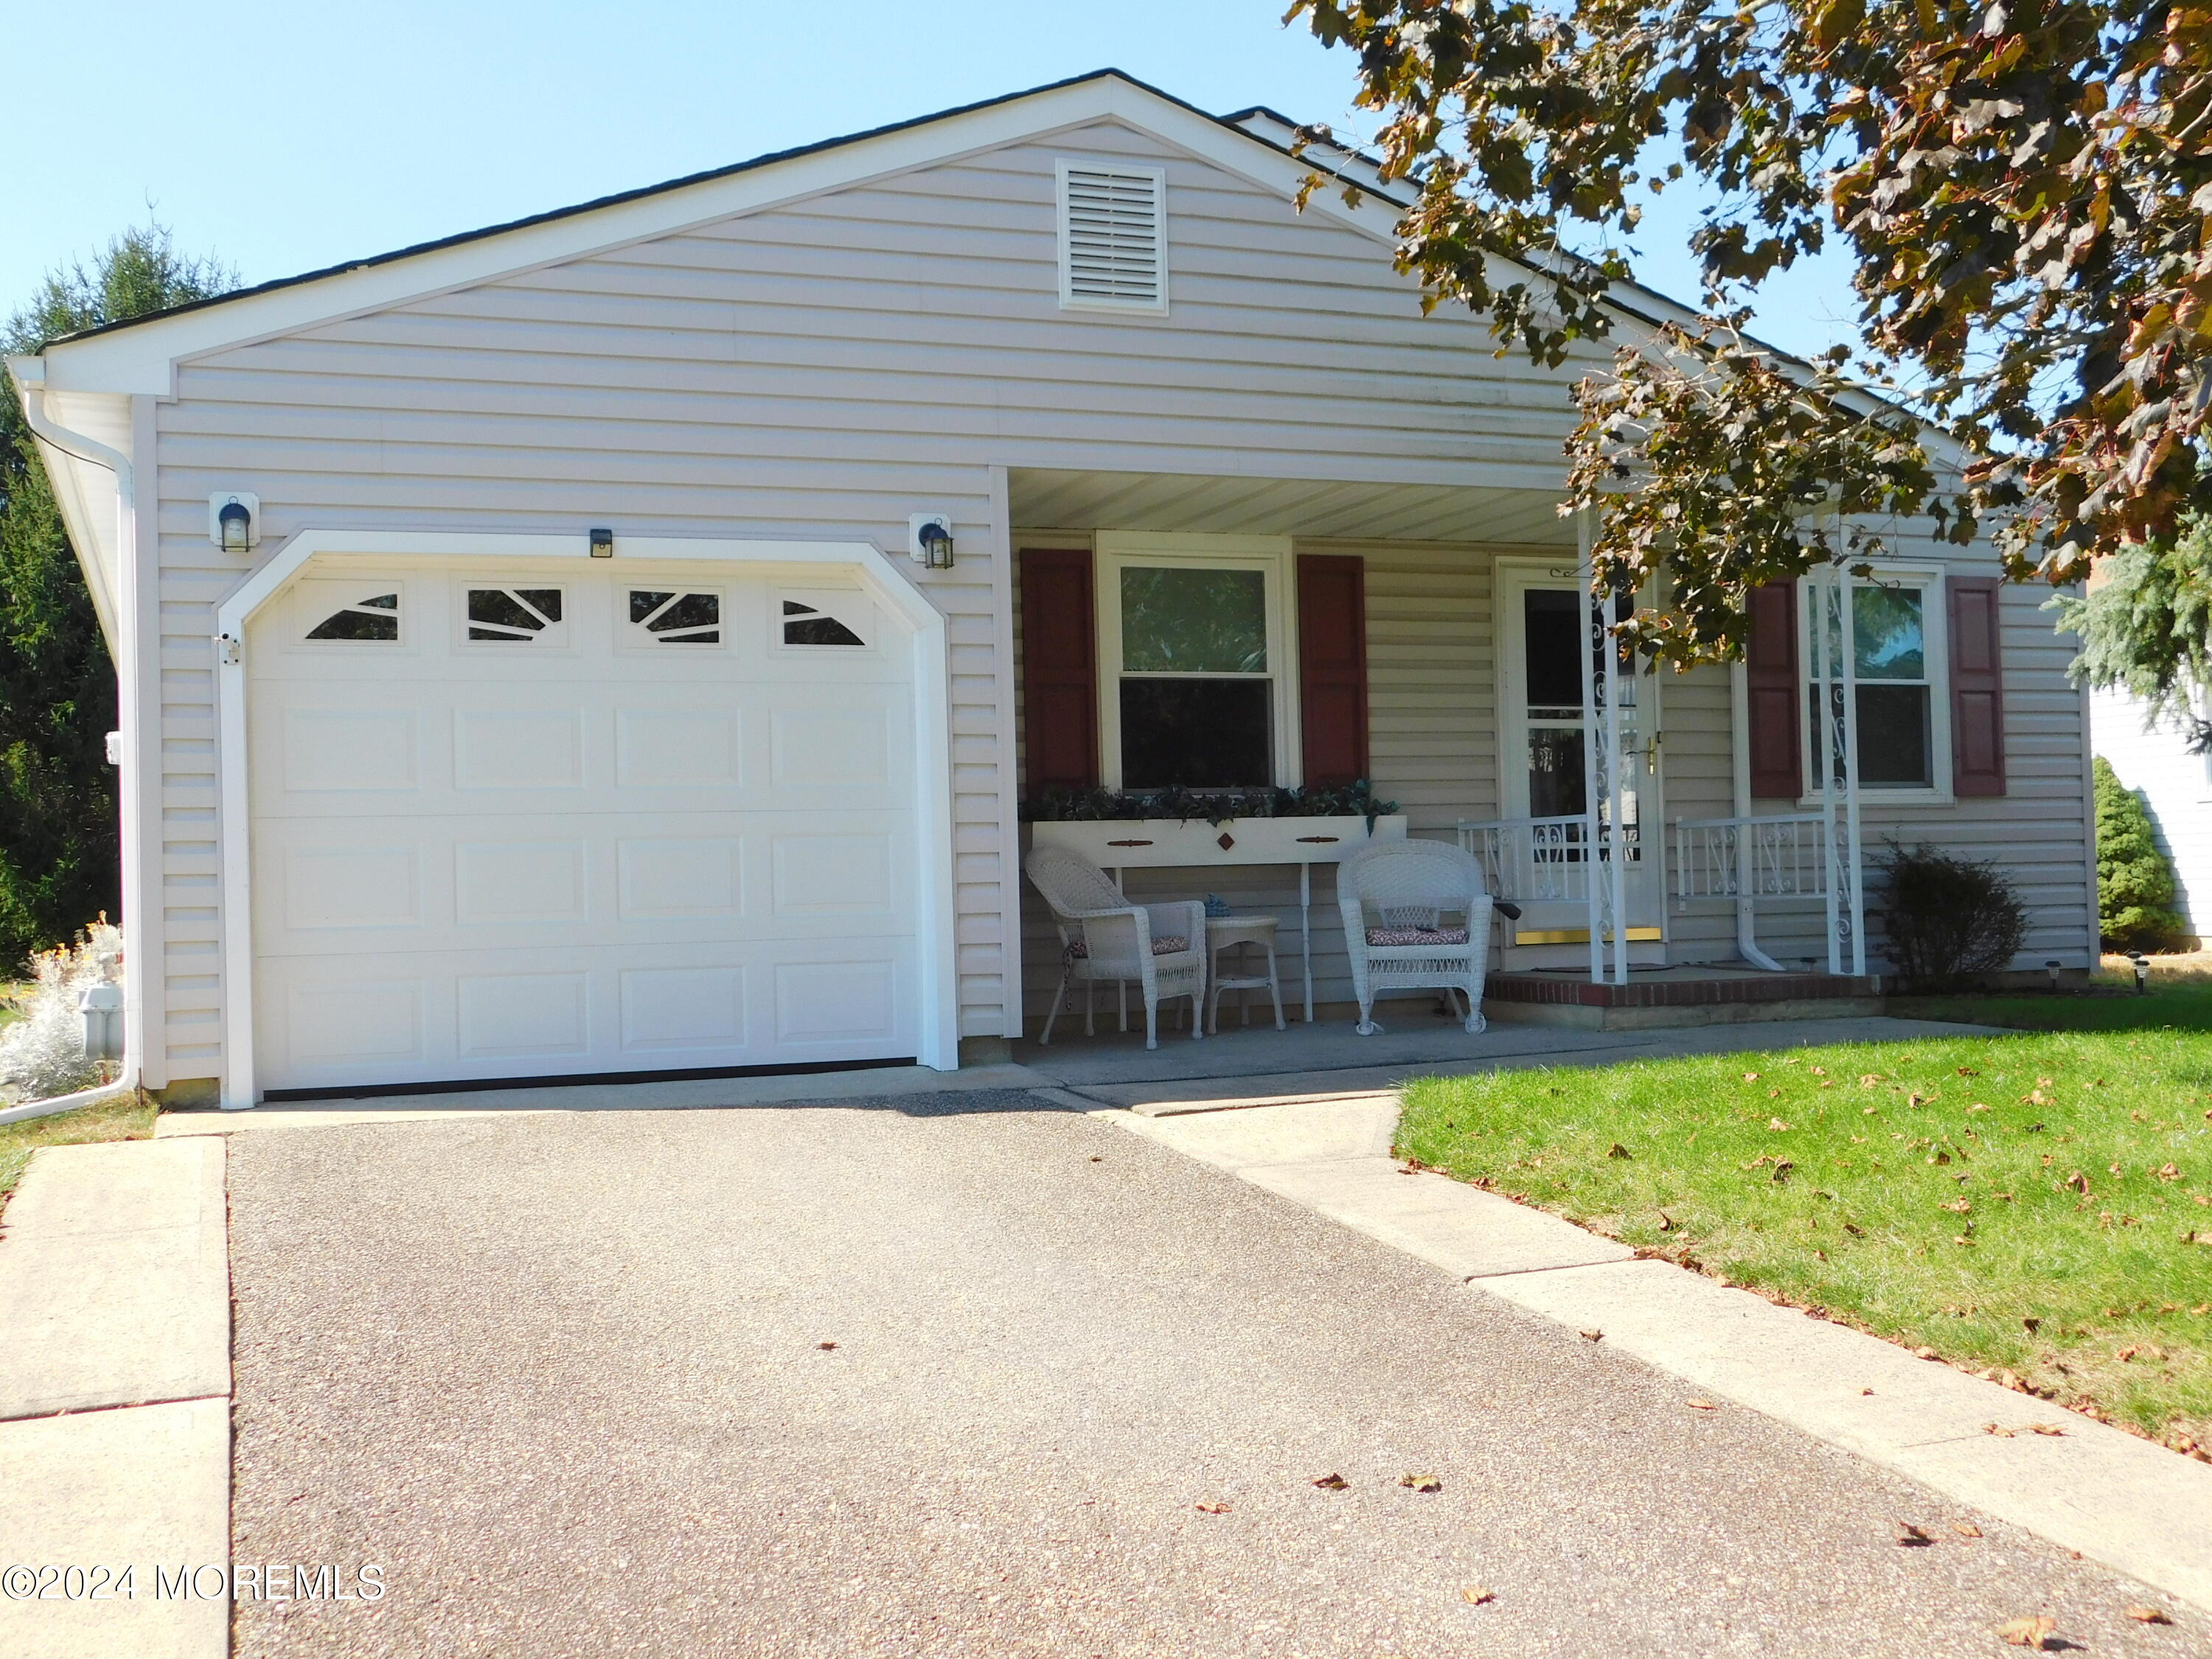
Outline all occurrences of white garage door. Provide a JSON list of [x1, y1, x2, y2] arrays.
[[247, 558, 920, 1094]]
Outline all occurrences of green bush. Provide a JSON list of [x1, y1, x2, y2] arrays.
[[2093, 757, 2191, 952], [1874, 841, 2027, 990]]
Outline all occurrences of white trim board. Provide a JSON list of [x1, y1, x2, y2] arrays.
[[212, 529, 960, 1108]]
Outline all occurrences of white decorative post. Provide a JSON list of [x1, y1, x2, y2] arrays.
[[1576, 508, 1609, 984]]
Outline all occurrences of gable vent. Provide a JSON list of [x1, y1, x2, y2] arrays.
[[1056, 161, 1167, 313]]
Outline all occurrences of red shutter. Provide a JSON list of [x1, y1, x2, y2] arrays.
[[1948, 575, 2006, 796], [1018, 547, 1099, 793], [1297, 554, 1370, 786], [1746, 581, 1802, 799]]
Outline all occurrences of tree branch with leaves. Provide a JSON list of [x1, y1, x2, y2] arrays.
[[1289, 0, 2212, 660]]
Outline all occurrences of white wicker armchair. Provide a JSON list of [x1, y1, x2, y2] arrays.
[[1024, 845, 1207, 1050], [1335, 839, 1492, 1035]]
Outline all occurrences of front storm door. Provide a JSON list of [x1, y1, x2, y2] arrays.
[[1496, 566, 1665, 947]]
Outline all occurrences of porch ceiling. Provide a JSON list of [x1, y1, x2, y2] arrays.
[[1008, 469, 1574, 546]]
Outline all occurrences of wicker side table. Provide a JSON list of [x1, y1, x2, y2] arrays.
[[1204, 914, 1286, 1034]]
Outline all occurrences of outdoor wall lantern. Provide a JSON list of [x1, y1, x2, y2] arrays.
[[589, 526, 614, 558], [208, 492, 260, 552], [908, 512, 954, 569]]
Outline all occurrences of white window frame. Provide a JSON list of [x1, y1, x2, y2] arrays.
[[1093, 532, 1299, 791], [1055, 159, 1169, 316], [1798, 565, 1954, 804]]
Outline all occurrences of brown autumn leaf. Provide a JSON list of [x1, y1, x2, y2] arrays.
[[1399, 1472, 1443, 1492], [2029, 1423, 2067, 1436], [2125, 1605, 2173, 1624], [1579, 1328, 1604, 1341], [1768, 1116, 1792, 1131], [1195, 1500, 1231, 1514], [1311, 1473, 1349, 1490], [1607, 1142, 1632, 1159], [1743, 1071, 1760, 1081], [1983, 1422, 2017, 1437], [1461, 1584, 1497, 1606], [1685, 1398, 1719, 1411], [1656, 1211, 1675, 1231], [816, 1341, 838, 1351], [1896, 1520, 1935, 1545], [1954, 1521, 1983, 1537], [1995, 1614, 2058, 1648]]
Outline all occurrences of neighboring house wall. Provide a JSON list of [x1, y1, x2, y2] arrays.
[[2092, 686, 2212, 940]]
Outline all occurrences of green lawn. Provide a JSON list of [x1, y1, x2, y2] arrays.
[[1397, 987, 2212, 1452], [0, 1097, 157, 1217]]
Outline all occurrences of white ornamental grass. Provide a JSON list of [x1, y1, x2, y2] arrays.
[[0, 918, 124, 1105]]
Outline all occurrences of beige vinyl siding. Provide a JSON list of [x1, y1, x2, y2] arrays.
[[143, 112, 2093, 1076], [148, 117, 1601, 1077]]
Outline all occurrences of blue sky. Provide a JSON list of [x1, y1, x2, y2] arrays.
[[12, 0, 1863, 360]]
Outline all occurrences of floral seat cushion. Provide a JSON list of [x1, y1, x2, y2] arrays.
[[1066, 935, 1189, 960], [1366, 925, 1470, 947]]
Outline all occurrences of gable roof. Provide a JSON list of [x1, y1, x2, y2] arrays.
[[25, 64, 1947, 461]]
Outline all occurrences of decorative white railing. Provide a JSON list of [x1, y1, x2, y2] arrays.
[[1456, 814, 1595, 906], [1671, 812, 1855, 974], [1672, 813, 1831, 902]]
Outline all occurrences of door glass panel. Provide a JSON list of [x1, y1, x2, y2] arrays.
[[1528, 728, 1586, 818], [1523, 590, 1584, 714]]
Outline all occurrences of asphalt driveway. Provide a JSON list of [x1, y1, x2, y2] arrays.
[[226, 1092, 2201, 1657]]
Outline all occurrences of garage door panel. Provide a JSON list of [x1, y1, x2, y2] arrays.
[[249, 562, 922, 1093], [454, 839, 590, 925], [256, 937, 917, 1091]]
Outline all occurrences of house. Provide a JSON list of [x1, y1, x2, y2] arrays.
[[8, 70, 2098, 1110], [2091, 686, 2210, 945]]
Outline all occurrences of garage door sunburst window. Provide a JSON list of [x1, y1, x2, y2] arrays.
[[466, 587, 565, 643], [629, 590, 722, 644], [305, 591, 400, 642]]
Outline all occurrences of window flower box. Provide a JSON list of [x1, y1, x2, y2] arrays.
[[1029, 813, 1408, 871]]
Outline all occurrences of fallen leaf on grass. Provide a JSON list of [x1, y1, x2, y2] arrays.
[[1896, 1520, 1935, 1546], [1607, 1142, 1631, 1159], [1685, 1398, 1718, 1411], [1656, 1211, 1674, 1231], [1399, 1473, 1443, 1492], [1954, 1521, 1983, 1537], [1768, 1116, 1792, 1131], [1461, 1584, 1496, 1606], [1311, 1473, 1348, 1490], [1995, 1615, 2059, 1648], [2125, 1605, 2173, 1624], [1195, 1501, 1231, 1514]]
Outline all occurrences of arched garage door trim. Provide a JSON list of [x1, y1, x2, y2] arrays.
[[214, 529, 959, 1109]]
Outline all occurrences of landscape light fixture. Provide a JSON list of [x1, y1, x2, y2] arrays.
[[2045, 959, 2062, 992], [2129, 951, 2149, 995], [208, 492, 260, 551], [908, 512, 954, 569]]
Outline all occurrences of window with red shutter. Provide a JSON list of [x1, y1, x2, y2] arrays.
[[1947, 576, 2007, 796], [1018, 548, 1099, 793], [1746, 582, 1801, 798], [1296, 555, 1368, 786]]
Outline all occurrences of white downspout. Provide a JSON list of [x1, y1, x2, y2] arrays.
[[1728, 659, 1786, 970], [10, 364, 147, 1096], [1576, 508, 1604, 984]]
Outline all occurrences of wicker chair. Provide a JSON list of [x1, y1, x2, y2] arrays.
[[1024, 845, 1207, 1049], [1335, 839, 1492, 1036]]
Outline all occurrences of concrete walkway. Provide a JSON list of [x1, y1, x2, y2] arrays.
[[1112, 1093, 2212, 1616], [219, 1096, 2204, 1656], [0, 1138, 232, 1659]]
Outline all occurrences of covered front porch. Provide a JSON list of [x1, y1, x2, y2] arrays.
[[1007, 466, 1879, 1044]]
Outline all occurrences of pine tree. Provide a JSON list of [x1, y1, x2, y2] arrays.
[[2092, 757, 2190, 953], [1, 226, 233, 965]]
